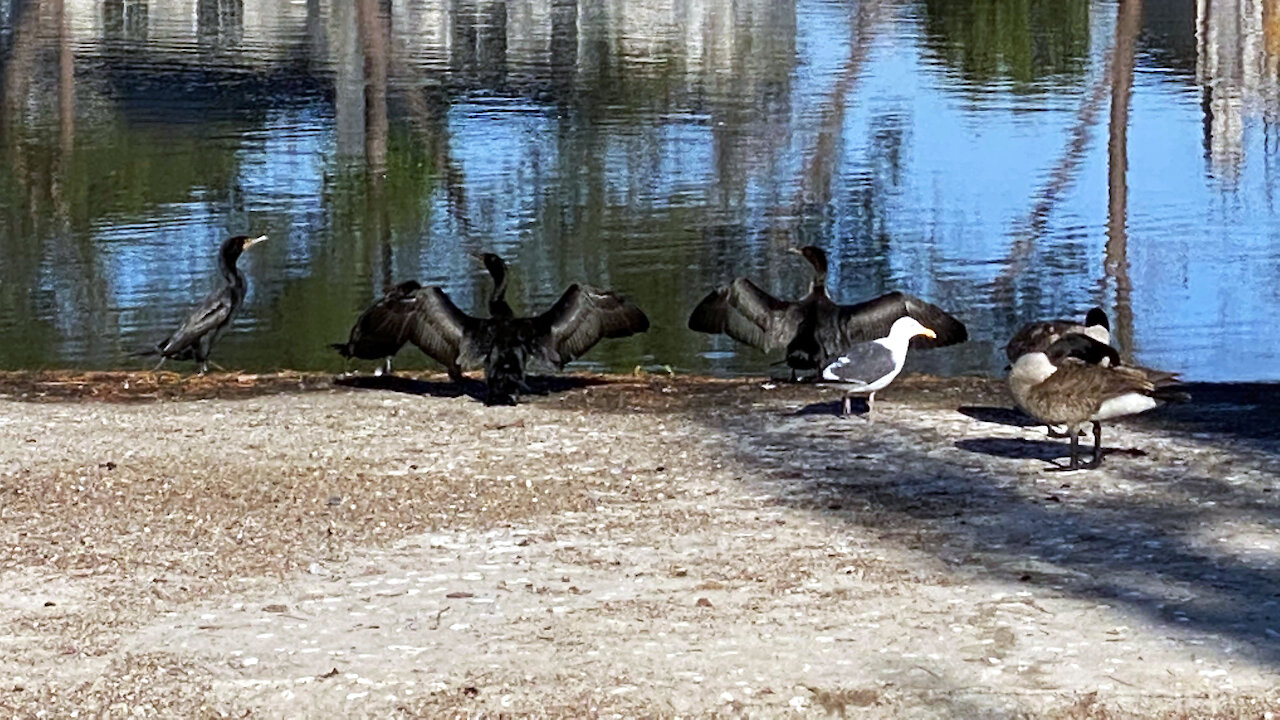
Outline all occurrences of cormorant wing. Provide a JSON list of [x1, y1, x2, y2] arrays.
[[837, 291, 967, 349], [403, 287, 489, 370], [335, 286, 422, 358], [687, 277, 803, 352], [160, 286, 234, 355], [532, 284, 650, 367]]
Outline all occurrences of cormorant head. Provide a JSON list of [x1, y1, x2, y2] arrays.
[[788, 245, 828, 275], [1084, 307, 1110, 331], [219, 234, 267, 264], [471, 252, 507, 279]]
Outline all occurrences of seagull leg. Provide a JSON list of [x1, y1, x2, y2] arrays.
[[841, 395, 852, 416], [384, 357, 393, 376], [1084, 421, 1104, 469], [866, 392, 876, 422]]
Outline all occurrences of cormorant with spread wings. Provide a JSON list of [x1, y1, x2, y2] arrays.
[[688, 246, 967, 378], [333, 253, 649, 404]]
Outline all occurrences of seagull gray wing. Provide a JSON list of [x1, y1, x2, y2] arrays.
[[837, 292, 967, 350], [532, 284, 650, 367], [822, 341, 897, 386], [687, 278, 805, 352], [403, 287, 488, 370]]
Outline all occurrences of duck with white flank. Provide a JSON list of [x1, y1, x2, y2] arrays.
[[688, 246, 966, 381], [1005, 307, 1111, 364], [821, 316, 937, 420], [1008, 337, 1188, 470]]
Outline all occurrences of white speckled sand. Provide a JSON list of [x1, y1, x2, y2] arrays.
[[1, 374, 1278, 717]]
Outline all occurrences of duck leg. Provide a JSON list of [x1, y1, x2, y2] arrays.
[[1084, 421, 1104, 469]]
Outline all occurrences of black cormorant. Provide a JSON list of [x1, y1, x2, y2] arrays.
[[820, 316, 936, 419], [134, 234, 266, 373], [1008, 337, 1187, 470], [688, 246, 967, 379], [370, 253, 649, 405], [330, 280, 426, 376]]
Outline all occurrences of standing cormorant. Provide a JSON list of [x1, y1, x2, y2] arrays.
[[134, 234, 267, 373], [688, 246, 967, 379], [330, 280, 426, 376], [356, 253, 649, 405], [821, 316, 937, 420]]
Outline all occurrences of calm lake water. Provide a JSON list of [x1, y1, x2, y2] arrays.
[[1, 0, 1278, 381]]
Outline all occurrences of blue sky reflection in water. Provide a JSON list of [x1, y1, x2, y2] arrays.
[[1, 0, 1278, 381]]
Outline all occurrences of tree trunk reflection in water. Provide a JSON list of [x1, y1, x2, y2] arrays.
[[357, 0, 391, 287], [1105, 0, 1143, 360]]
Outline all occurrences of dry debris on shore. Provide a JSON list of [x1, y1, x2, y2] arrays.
[[1, 370, 1279, 718]]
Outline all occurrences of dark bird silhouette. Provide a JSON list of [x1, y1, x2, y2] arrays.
[[330, 280, 425, 376], [1008, 337, 1188, 470], [387, 253, 649, 405], [132, 234, 267, 373], [1005, 307, 1110, 364], [688, 245, 967, 379]]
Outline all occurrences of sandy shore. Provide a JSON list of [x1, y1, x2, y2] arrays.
[[1, 371, 1279, 718]]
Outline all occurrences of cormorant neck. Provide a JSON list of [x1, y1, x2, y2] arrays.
[[218, 247, 244, 286], [488, 265, 512, 317]]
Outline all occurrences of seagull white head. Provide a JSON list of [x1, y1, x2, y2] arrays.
[[887, 316, 936, 342]]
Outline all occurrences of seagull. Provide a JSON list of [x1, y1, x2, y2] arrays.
[[1005, 307, 1111, 364], [820, 316, 936, 420], [1008, 338, 1188, 470]]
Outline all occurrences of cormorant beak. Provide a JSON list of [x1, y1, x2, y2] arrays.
[[469, 251, 486, 265], [244, 235, 268, 249], [786, 247, 804, 256], [922, 328, 937, 339]]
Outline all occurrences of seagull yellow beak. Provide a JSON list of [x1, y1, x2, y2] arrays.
[[923, 328, 937, 339], [244, 235, 268, 248]]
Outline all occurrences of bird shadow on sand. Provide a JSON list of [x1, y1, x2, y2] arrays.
[[956, 405, 1040, 428], [955, 436, 1148, 464], [790, 400, 867, 418], [333, 374, 609, 403]]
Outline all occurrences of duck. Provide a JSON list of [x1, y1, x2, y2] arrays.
[[1008, 337, 1188, 470], [133, 234, 267, 373], [1005, 307, 1110, 364], [688, 245, 966, 379], [821, 316, 937, 420]]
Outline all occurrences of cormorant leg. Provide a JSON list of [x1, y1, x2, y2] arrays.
[[790, 368, 797, 383], [1084, 421, 1103, 469]]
